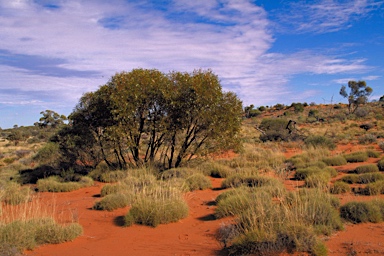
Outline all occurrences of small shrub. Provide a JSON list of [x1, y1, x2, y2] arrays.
[[323, 167, 338, 177], [354, 164, 379, 174], [294, 167, 321, 180], [358, 134, 377, 145], [322, 156, 347, 166], [1, 182, 31, 205], [37, 176, 92, 192], [344, 152, 368, 163], [124, 196, 188, 227], [93, 193, 133, 211], [160, 168, 194, 180], [185, 174, 212, 191], [358, 172, 384, 184], [304, 135, 336, 150], [365, 150, 380, 158], [99, 170, 127, 183], [379, 142, 384, 152], [199, 162, 232, 178], [330, 181, 351, 194], [359, 180, 384, 195], [340, 201, 382, 223], [304, 172, 331, 189], [100, 183, 128, 197], [378, 159, 384, 171], [221, 174, 280, 189], [341, 174, 359, 184]]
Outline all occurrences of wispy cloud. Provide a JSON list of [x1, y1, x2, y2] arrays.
[[277, 0, 383, 34], [0, 0, 377, 128]]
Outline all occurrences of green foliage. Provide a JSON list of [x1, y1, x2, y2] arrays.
[[198, 161, 233, 178], [37, 176, 93, 192], [344, 152, 368, 162], [93, 193, 133, 211], [340, 201, 383, 223], [304, 172, 331, 189], [0, 218, 82, 254], [221, 174, 281, 189], [184, 174, 212, 191], [378, 158, 384, 171], [259, 118, 298, 142], [124, 194, 188, 227], [358, 134, 377, 144], [341, 174, 359, 184], [330, 181, 351, 194], [304, 135, 336, 150], [354, 164, 379, 174], [33, 142, 60, 165], [365, 149, 380, 158], [322, 156, 347, 166], [1, 182, 31, 205], [160, 168, 194, 180], [55, 69, 243, 170], [358, 180, 384, 195], [35, 110, 67, 129], [358, 172, 384, 184], [339, 80, 373, 114]]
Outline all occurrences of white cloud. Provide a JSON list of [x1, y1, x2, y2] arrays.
[[277, 0, 383, 34]]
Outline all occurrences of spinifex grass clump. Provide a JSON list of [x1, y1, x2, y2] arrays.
[[365, 150, 381, 158], [219, 188, 341, 256], [0, 218, 82, 254], [37, 176, 93, 192], [304, 172, 331, 189], [378, 158, 384, 171], [354, 164, 379, 174], [322, 156, 347, 166], [221, 174, 281, 189], [344, 151, 369, 163], [304, 135, 336, 150], [159, 167, 195, 180], [330, 181, 351, 194], [124, 185, 188, 227], [340, 200, 384, 223], [184, 173, 212, 191], [198, 161, 233, 178], [357, 180, 384, 195], [93, 193, 134, 211], [1, 182, 32, 205]]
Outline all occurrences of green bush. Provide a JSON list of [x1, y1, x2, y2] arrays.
[[344, 152, 368, 163], [322, 156, 347, 166], [341, 174, 359, 184], [199, 161, 233, 178], [359, 180, 384, 195], [378, 159, 384, 171], [100, 183, 129, 197], [160, 168, 194, 180], [93, 193, 133, 211], [294, 167, 321, 180], [340, 201, 383, 223], [304, 172, 331, 188], [330, 181, 351, 194], [323, 167, 338, 177], [354, 164, 379, 174], [99, 170, 127, 183], [1, 182, 31, 205], [358, 134, 377, 144], [365, 150, 381, 158], [358, 172, 384, 184], [304, 135, 336, 150], [185, 174, 212, 191], [37, 176, 93, 192], [221, 174, 280, 189], [0, 218, 82, 254]]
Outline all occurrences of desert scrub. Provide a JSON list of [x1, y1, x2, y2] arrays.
[[354, 164, 379, 174], [100, 183, 129, 197], [0, 218, 82, 255], [124, 186, 188, 227], [93, 193, 134, 211], [221, 174, 281, 189], [378, 158, 384, 171], [99, 170, 127, 183], [159, 167, 194, 180], [198, 161, 233, 178], [1, 182, 31, 205], [344, 151, 368, 163], [322, 155, 347, 166], [340, 201, 384, 223], [358, 180, 384, 195], [184, 174, 212, 191], [304, 172, 331, 189], [37, 176, 93, 192], [341, 174, 359, 184], [304, 135, 336, 150], [330, 181, 351, 194], [358, 134, 377, 144], [358, 172, 384, 184], [365, 149, 381, 158]]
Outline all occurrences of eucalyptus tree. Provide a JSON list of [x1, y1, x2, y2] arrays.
[[55, 69, 243, 170], [340, 81, 372, 114]]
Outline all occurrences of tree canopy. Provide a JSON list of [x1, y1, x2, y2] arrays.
[[54, 69, 243, 170], [339, 81, 372, 114]]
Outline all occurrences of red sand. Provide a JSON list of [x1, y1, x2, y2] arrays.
[[23, 144, 384, 256]]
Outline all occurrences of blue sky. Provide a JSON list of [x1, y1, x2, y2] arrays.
[[0, 0, 383, 128]]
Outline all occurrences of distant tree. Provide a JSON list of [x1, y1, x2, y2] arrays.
[[7, 130, 23, 146], [339, 81, 372, 114], [290, 102, 304, 113], [35, 110, 67, 129], [379, 95, 384, 102]]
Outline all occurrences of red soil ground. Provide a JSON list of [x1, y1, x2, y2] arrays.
[[22, 144, 384, 256]]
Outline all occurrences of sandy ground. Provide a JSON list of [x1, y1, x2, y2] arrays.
[[21, 144, 384, 256]]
